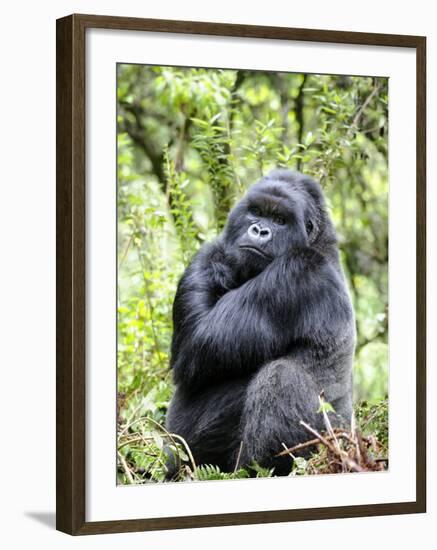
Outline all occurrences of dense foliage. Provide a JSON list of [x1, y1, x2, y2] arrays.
[[116, 65, 388, 484]]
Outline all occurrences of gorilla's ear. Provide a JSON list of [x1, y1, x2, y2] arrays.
[[305, 219, 314, 236]]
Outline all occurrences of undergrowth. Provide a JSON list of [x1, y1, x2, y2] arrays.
[[117, 397, 388, 484]]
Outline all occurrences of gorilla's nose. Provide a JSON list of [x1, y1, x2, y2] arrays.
[[248, 222, 272, 243]]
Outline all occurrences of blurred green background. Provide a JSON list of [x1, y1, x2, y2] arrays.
[[116, 65, 388, 483]]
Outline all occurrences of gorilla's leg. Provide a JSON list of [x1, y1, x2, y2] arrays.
[[239, 360, 328, 475], [165, 377, 249, 477]]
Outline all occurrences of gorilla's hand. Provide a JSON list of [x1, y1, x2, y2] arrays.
[[208, 246, 241, 295]]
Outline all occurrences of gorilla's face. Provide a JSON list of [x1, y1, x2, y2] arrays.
[[223, 170, 335, 279]]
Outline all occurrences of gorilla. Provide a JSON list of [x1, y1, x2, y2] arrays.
[[165, 169, 355, 477]]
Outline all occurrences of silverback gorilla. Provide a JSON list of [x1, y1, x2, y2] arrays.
[[165, 169, 355, 477]]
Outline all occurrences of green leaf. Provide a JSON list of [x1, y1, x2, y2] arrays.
[[317, 401, 336, 414]]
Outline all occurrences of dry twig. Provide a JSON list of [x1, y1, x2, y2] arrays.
[[118, 451, 135, 484], [299, 420, 364, 473]]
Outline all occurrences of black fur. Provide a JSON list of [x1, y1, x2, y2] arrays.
[[166, 169, 355, 476]]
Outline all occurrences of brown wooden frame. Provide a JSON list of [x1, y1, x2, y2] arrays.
[[56, 13, 427, 535]]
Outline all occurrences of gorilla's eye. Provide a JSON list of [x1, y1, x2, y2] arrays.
[[250, 206, 262, 217], [306, 219, 314, 234], [274, 215, 286, 225]]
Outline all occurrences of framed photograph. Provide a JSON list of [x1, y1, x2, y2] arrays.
[[56, 14, 426, 535]]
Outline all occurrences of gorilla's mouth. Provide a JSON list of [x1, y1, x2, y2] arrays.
[[239, 245, 272, 259]]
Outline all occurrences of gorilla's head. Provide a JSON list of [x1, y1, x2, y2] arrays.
[[222, 169, 338, 278]]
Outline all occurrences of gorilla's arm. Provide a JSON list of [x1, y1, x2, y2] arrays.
[[171, 243, 353, 391]]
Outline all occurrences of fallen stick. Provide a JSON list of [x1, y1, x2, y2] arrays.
[[298, 421, 364, 473], [276, 431, 356, 457]]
